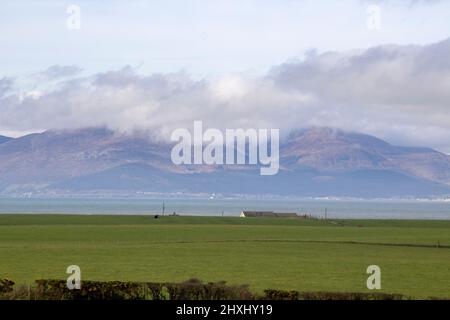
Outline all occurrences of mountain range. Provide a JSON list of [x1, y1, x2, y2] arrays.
[[1, 127, 450, 198]]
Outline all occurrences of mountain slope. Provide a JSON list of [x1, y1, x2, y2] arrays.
[[0, 128, 171, 187], [282, 128, 450, 185], [0, 135, 12, 145], [1, 127, 450, 197], [52, 163, 450, 198]]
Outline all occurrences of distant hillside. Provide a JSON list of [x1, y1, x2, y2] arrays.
[[1, 127, 450, 197], [51, 163, 450, 198], [282, 128, 450, 186], [0, 135, 12, 145]]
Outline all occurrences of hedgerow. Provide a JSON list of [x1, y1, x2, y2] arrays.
[[0, 278, 438, 300]]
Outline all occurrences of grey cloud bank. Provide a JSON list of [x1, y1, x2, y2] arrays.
[[1, 38, 450, 152]]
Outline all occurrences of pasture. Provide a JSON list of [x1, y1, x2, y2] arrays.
[[0, 215, 449, 298]]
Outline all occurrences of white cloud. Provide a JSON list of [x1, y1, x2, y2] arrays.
[[270, 38, 450, 150], [0, 38, 450, 152], [211, 76, 248, 101]]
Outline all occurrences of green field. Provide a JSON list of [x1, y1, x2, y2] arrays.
[[1, 214, 449, 298]]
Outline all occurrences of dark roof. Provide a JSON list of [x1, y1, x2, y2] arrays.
[[273, 212, 298, 217], [241, 211, 298, 218]]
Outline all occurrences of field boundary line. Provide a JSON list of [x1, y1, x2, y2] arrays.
[[130, 238, 450, 249]]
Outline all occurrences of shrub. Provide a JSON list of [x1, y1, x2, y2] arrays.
[[0, 285, 35, 300], [0, 279, 14, 294], [32, 278, 255, 300], [164, 278, 254, 300], [146, 282, 166, 300], [2, 279, 426, 300], [262, 289, 406, 300], [35, 280, 147, 300], [264, 289, 299, 300], [298, 291, 406, 300]]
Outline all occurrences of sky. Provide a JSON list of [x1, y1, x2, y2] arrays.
[[1, 0, 450, 152]]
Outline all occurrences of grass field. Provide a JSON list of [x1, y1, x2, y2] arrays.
[[0, 214, 449, 298]]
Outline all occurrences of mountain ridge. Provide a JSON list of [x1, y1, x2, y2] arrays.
[[281, 128, 450, 185], [0, 135, 12, 145], [1, 127, 450, 197]]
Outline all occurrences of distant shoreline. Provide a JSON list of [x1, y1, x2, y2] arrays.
[[1, 197, 450, 220]]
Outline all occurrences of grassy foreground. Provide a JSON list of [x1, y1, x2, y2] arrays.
[[0, 214, 449, 298]]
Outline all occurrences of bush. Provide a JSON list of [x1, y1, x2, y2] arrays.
[[262, 289, 407, 300], [0, 285, 35, 300], [0, 279, 14, 294], [146, 282, 166, 300], [164, 278, 254, 300], [1, 279, 429, 300], [35, 280, 147, 300], [33, 278, 255, 300], [298, 291, 406, 300], [264, 289, 299, 300]]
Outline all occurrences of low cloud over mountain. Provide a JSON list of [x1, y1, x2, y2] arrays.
[[1, 38, 450, 153]]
